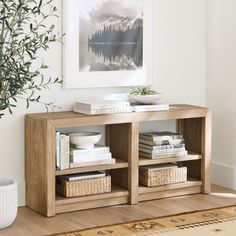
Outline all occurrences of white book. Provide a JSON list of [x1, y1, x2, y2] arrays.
[[139, 150, 188, 159], [139, 143, 185, 150], [70, 145, 110, 156], [58, 171, 106, 181], [132, 104, 169, 112], [69, 158, 116, 168], [140, 132, 183, 142], [55, 131, 60, 170], [73, 106, 133, 115], [70, 152, 112, 163], [74, 100, 130, 110], [60, 134, 70, 170], [139, 147, 186, 155], [139, 138, 185, 146]]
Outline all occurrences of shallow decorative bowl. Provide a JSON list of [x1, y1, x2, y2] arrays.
[[128, 94, 161, 105], [70, 132, 102, 149]]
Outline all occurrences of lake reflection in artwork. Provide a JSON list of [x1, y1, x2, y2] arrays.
[[79, 0, 143, 72]]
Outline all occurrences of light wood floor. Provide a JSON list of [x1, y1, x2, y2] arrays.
[[1, 185, 236, 236]]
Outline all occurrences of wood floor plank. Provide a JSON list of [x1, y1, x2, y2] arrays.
[[0, 185, 236, 236]]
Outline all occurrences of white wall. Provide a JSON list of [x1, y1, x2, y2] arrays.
[[207, 0, 236, 189], [0, 0, 207, 206]]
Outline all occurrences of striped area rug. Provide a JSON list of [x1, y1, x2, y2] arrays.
[[48, 205, 236, 236]]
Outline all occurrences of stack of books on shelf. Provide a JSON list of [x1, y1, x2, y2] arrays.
[[139, 131, 187, 159], [131, 103, 169, 112], [70, 145, 115, 168], [73, 100, 132, 115]]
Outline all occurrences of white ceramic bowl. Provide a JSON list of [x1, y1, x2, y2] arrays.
[[70, 132, 102, 149], [129, 94, 161, 105]]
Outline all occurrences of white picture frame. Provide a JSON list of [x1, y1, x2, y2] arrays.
[[63, 0, 154, 88]]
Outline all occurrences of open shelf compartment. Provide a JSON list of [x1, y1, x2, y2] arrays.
[[138, 179, 202, 202], [56, 185, 129, 214]]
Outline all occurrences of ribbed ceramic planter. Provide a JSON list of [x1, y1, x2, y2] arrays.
[[0, 179, 17, 229]]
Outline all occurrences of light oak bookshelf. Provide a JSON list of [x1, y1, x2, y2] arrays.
[[25, 104, 211, 217]]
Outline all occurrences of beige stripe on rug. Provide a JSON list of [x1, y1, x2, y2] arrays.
[[48, 205, 236, 236]]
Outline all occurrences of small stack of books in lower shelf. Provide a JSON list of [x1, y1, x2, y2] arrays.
[[139, 131, 187, 159]]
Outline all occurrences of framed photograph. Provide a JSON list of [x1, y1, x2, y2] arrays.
[[63, 0, 154, 88]]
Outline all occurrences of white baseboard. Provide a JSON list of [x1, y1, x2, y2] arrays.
[[211, 161, 236, 190], [17, 180, 25, 206]]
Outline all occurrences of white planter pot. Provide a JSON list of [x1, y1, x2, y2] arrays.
[[0, 179, 17, 229]]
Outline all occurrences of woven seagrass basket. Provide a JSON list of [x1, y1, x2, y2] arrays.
[[139, 167, 187, 187], [56, 175, 111, 197]]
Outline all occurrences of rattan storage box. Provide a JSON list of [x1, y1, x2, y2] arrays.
[[56, 175, 111, 197], [139, 166, 187, 187]]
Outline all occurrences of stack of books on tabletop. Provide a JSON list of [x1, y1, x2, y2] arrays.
[[70, 145, 115, 168], [73, 100, 132, 115], [139, 131, 187, 159]]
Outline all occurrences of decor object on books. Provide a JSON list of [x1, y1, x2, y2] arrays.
[[63, 0, 155, 88], [69, 132, 102, 149], [0, 179, 17, 229], [129, 87, 161, 104], [0, 0, 62, 118], [56, 175, 111, 197], [139, 164, 187, 187]]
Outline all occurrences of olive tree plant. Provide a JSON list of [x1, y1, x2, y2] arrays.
[[0, 0, 62, 118]]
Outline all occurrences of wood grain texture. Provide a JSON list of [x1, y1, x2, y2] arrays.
[[138, 186, 202, 202], [128, 122, 139, 204], [25, 104, 211, 217], [25, 116, 56, 217], [202, 109, 212, 193]]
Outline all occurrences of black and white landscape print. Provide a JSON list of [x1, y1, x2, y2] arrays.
[[79, 0, 143, 72]]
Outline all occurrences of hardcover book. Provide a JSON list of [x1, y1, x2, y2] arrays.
[[73, 106, 133, 115], [57, 171, 106, 181], [74, 100, 130, 110], [139, 138, 184, 146], [139, 147, 186, 155], [131, 103, 169, 112], [139, 143, 185, 150], [70, 152, 112, 163], [140, 132, 183, 141], [139, 150, 188, 159], [70, 145, 110, 156], [69, 158, 116, 168]]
